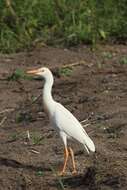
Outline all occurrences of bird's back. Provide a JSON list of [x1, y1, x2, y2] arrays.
[[52, 102, 95, 153]]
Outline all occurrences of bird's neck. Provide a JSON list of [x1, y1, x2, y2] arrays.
[[43, 73, 55, 116]]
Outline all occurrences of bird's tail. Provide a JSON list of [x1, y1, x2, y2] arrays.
[[83, 135, 95, 153]]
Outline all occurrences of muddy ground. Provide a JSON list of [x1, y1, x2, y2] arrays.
[[0, 45, 127, 190]]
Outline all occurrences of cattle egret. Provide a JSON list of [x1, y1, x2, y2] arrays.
[[27, 67, 95, 175]]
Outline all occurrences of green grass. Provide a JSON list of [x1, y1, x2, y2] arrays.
[[119, 56, 127, 65], [50, 166, 65, 190], [9, 133, 19, 141], [15, 112, 33, 123], [59, 67, 73, 77], [102, 52, 113, 59], [0, 0, 127, 53], [36, 170, 44, 177], [31, 133, 44, 145], [7, 69, 33, 81]]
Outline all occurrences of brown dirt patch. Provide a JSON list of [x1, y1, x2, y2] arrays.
[[0, 45, 127, 190]]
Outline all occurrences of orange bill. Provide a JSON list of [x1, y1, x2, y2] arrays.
[[26, 69, 39, 74]]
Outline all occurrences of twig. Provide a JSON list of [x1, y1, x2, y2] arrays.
[[26, 94, 42, 107], [31, 94, 42, 104], [0, 108, 14, 114], [62, 60, 87, 68], [80, 118, 89, 123], [30, 149, 40, 154], [27, 130, 30, 140], [0, 116, 7, 126], [87, 129, 95, 134], [82, 123, 90, 128]]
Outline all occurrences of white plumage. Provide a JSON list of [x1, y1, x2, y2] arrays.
[[54, 103, 95, 152], [27, 67, 95, 175]]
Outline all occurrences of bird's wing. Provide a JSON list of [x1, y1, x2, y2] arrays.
[[54, 103, 95, 152]]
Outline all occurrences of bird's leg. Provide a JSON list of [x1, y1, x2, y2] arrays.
[[69, 147, 77, 174], [59, 147, 69, 175]]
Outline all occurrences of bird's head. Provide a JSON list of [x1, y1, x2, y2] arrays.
[[27, 67, 51, 78]]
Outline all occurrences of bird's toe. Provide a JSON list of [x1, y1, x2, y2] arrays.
[[58, 171, 65, 176], [72, 170, 77, 175]]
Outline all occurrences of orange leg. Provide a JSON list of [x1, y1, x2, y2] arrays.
[[59, 147, 69, 175], [69, 147, 77, 174]]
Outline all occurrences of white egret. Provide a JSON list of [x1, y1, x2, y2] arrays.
[[27, 67, 95, 175]]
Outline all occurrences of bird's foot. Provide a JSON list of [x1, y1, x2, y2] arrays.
[[72, 170, 77, 175], [58, 170, 77, 176], [58, 171, 65, 176]]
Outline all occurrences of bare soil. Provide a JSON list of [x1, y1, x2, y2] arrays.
[[0, 45, 127, 190]]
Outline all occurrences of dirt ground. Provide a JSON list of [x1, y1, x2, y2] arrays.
[[0, 45, 127, 190]]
